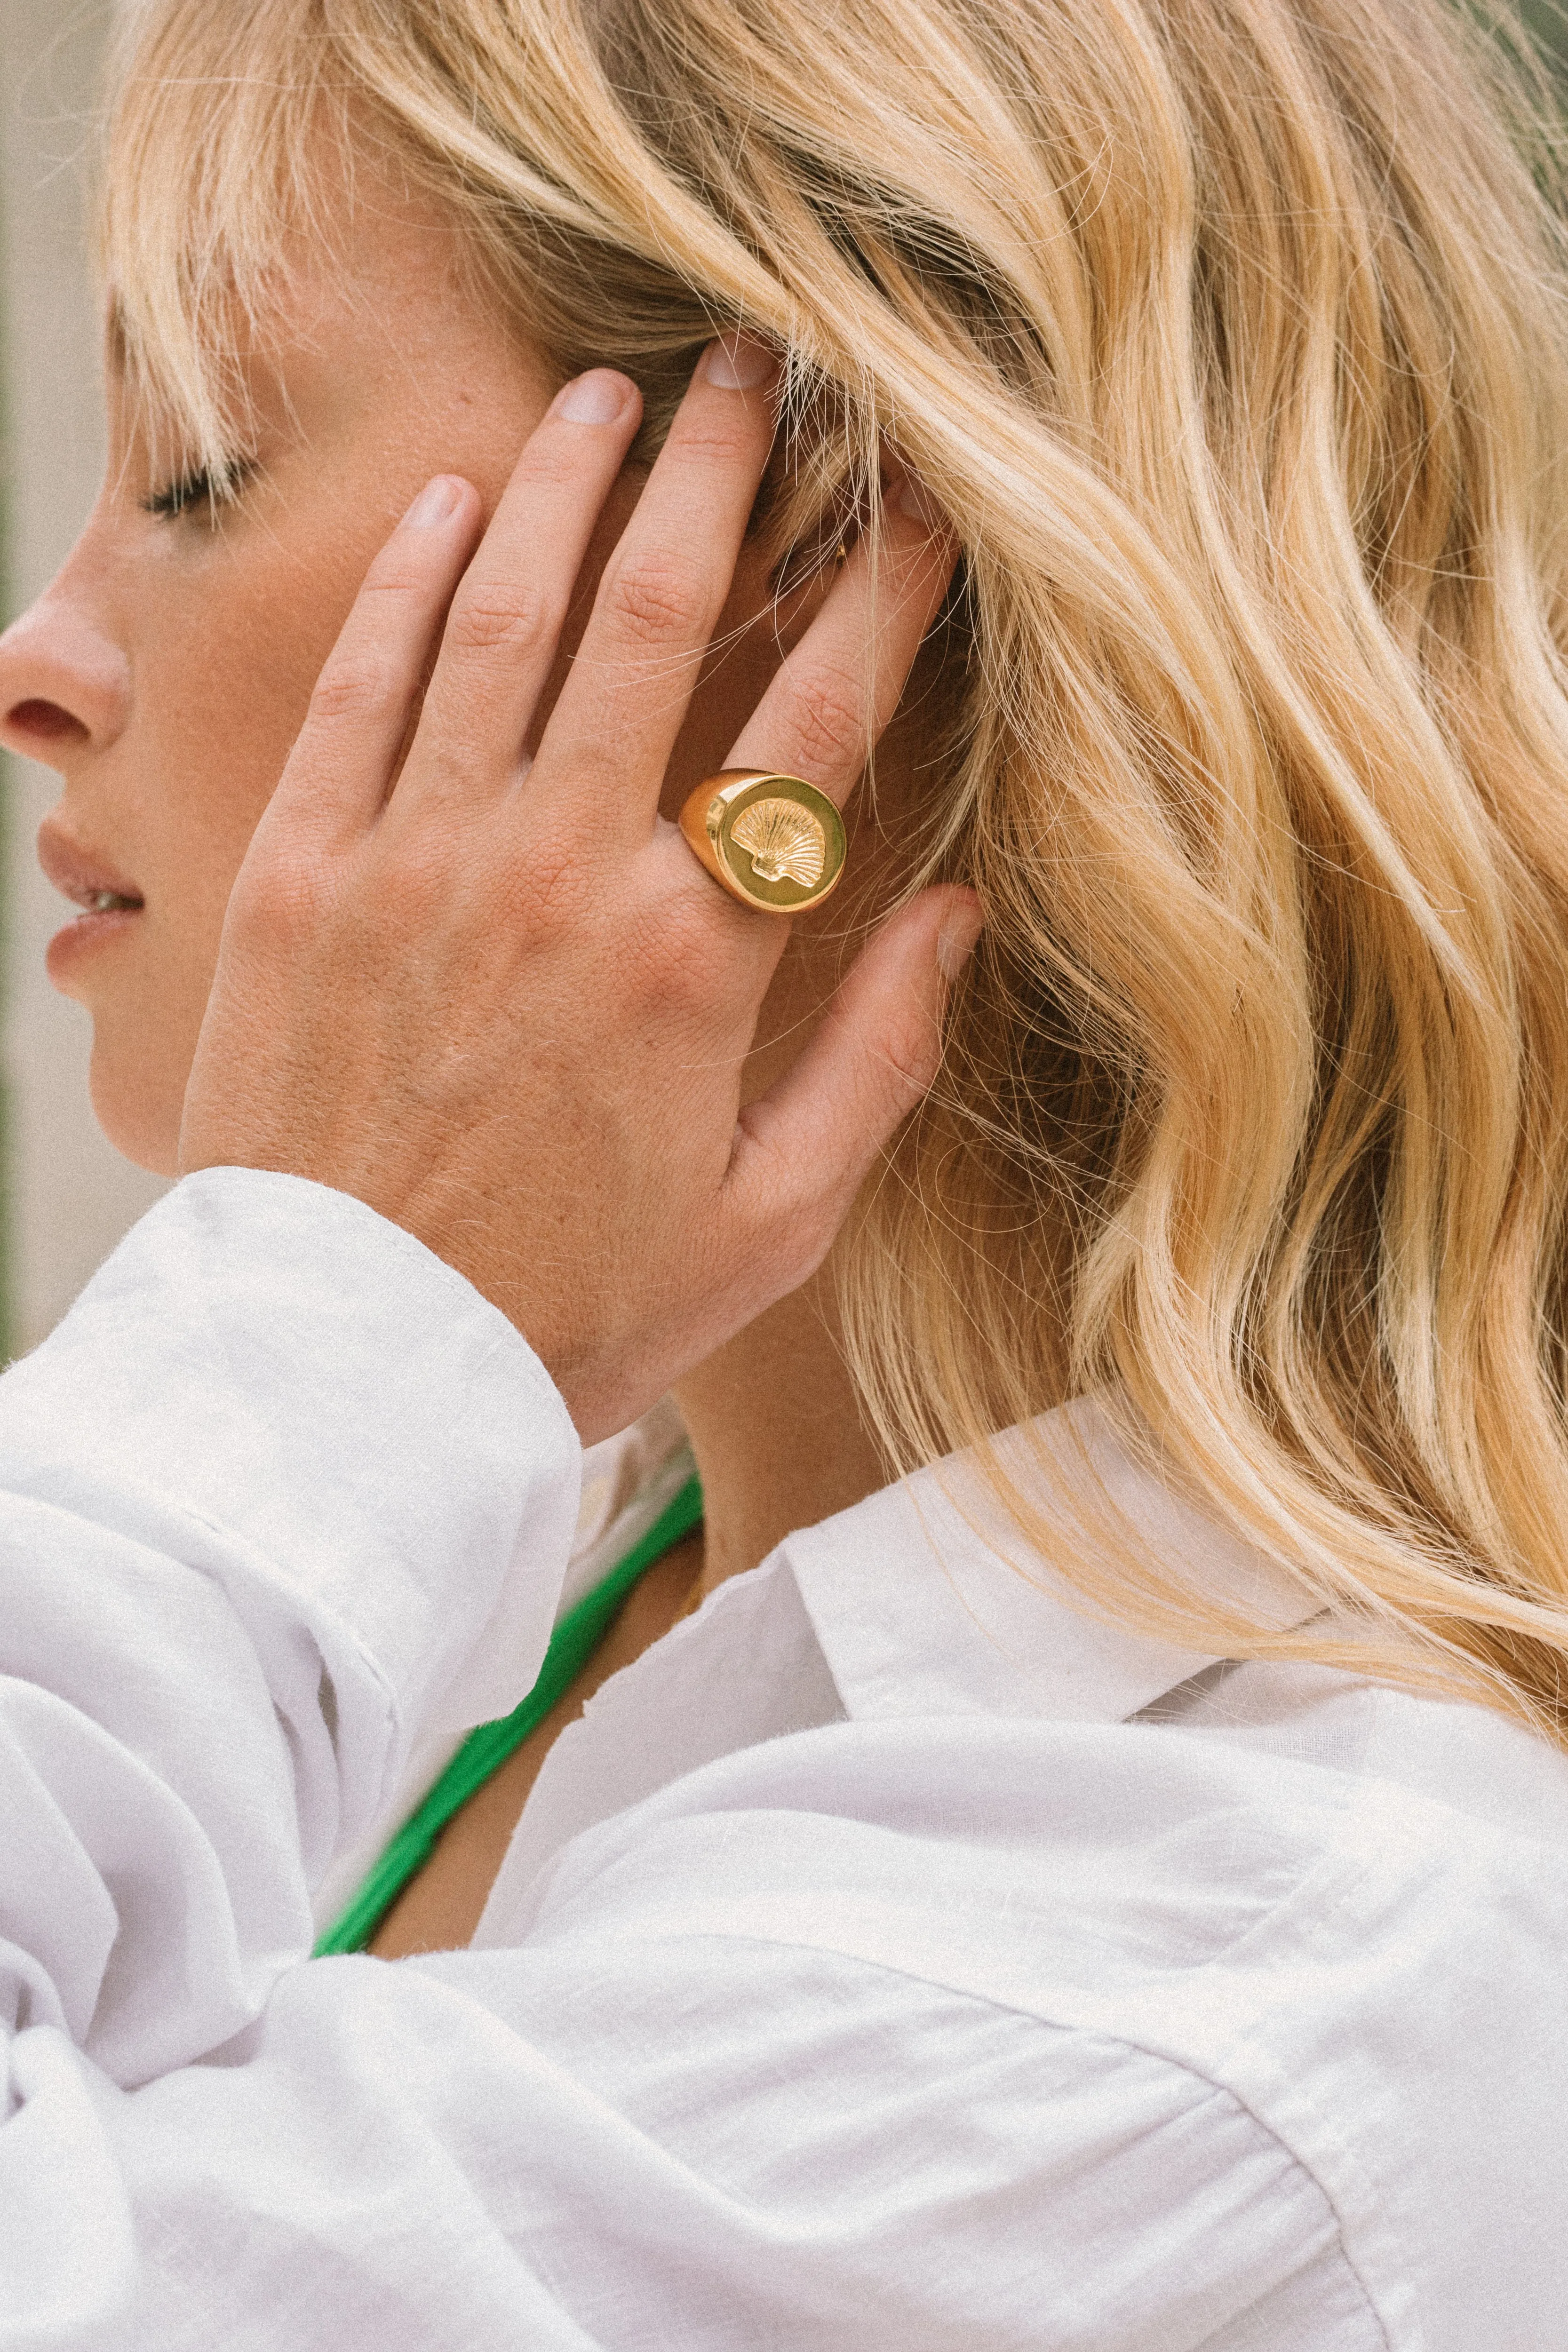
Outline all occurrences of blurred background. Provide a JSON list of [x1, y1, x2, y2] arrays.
[[1, 0, 1566, 1354], [0, 0, 164, 1355]]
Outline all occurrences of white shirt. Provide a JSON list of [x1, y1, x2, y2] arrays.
[[0, 1169, 1564, 2349], [311, 1395, 697, 1936]]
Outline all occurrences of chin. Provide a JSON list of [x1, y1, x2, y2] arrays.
[[87, 1046, 185, 1179]]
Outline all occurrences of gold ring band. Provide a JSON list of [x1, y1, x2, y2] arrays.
[[678, 771, 847, 914]]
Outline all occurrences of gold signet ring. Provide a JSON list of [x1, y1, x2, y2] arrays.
[[678, 771, 847, 914]]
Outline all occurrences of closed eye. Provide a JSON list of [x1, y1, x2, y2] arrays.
[[142, 459, 255, 521]]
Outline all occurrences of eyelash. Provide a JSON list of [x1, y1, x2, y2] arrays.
[[141, 460, 254, 520]]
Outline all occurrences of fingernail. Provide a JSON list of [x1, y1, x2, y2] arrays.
[[937, 904, 984, 983], [700, 333, 778, 391], [554, 368, 634, 425], [894, 469, 946, 529], [402, 476, 465, 529]]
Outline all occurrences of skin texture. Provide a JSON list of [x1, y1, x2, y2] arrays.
[[0, 173, 974, 1953]]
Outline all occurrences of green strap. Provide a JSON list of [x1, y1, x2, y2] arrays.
[[314, 1473, 704, 1956]]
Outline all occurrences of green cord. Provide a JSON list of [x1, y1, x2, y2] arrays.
[[314, 1472, 704, 1956]]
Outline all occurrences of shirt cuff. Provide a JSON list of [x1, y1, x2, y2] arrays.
[[0, 1166, 582, 1769]]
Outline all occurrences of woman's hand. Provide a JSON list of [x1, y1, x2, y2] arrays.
[[178, 340, 976, 1440]]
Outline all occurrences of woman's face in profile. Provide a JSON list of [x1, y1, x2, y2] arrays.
[[0, 185, 568, 1173], [4, 176, 811, 1179]]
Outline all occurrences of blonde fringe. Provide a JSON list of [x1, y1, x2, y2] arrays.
[[103, 0, 1568, 1738]]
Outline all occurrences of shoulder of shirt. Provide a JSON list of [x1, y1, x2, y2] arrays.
[[482, 1556, 1568, 2345], [483, 1391, 1568, 2060], [459, 1396, 1568, 2340]]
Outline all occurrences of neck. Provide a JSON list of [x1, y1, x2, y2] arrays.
[[673, 1259, 887, 1595]]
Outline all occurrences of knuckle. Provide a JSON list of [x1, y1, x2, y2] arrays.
[[358, 562, 432, 603], [880, 1008, 939, 1095], [664, 413, 760, 470], [780, 667, 867, 776], [380, 838, 454, 929], [600, 553, 710, 649], [233, 851, 329, 950], [495, 838, 592, 938], [307, 653, 389, 726], [445, 581, 561, 664], [514, 440, 590, 495], [635, 892, 714, 1009]]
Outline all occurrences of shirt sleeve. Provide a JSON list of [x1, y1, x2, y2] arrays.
[[0, 1166, 581, 2093]]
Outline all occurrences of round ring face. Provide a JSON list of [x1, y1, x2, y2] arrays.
[[702, 775, 847, 913]]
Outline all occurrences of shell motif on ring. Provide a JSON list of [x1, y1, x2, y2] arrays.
[[678, 770, 848, 914]]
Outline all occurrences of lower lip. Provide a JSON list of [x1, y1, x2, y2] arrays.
[[46, 905, 142, 982]]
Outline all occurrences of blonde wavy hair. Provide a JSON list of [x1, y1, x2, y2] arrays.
[[104, 0, 1568, 1738]]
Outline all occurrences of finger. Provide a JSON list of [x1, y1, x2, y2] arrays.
[[408, 369, 645, 805], [723, 473, 955, 807], [272, 476, 484, 846], [722, 886, 984, 1281], [537, 334, 782, 840]]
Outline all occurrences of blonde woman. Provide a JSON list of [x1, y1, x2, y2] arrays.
[[0, 0, 1565, 2339]]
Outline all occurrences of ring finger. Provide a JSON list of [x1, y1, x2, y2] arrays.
[[720, 472, 955, 807]]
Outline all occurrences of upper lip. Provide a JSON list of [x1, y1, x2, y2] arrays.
[[36, 817, 143, 911]]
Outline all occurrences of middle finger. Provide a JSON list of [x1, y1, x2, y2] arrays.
[[406, 366, 645, 803], [535, 334, 782, 843]]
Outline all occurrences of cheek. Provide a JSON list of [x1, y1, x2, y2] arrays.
[[140, 518, 385, 919], [76, 513, 391, 1174]]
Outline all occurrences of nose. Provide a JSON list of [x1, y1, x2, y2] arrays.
[[0, 593, 130, 764]]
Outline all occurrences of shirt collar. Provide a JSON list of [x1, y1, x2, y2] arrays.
[[782, 1396, 1317, 1727], [478, 1398, 1321, 1943]]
